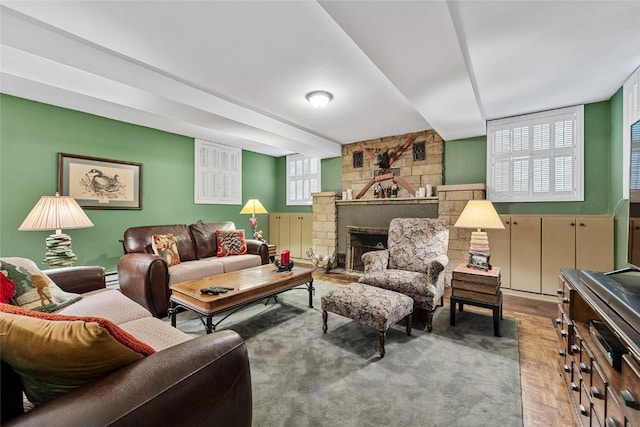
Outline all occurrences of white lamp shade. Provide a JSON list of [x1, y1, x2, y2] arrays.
[[239, 199, 268, 215], [454, 200, 505, 230], [19, 193, 94, 233]]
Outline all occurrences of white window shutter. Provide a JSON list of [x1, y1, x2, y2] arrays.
[[194, 139, 242, 204]]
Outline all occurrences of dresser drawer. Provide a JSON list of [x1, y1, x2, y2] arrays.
[[621, 355, 640, 426], [581, 381, 593, 425], [606, 386, 624, 427], [590, 361, 608, 423]]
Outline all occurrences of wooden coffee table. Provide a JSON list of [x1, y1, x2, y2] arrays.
[[168, 264, 314, 333]]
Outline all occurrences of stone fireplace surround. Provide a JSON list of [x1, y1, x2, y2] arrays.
[[312, 184, 487, 282]]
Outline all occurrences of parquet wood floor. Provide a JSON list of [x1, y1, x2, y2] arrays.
[[308, 266, 578, 427]]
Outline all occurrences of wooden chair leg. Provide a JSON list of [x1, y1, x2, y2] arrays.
[[378, 330, 386, 358], [322, 311, 328, 333]]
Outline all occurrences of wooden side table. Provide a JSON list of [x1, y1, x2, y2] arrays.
[[267, 244, 277, 262], [450, 262, 503, 336]]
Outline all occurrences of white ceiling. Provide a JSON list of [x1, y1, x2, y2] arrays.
[[1, 1, 639, 159]]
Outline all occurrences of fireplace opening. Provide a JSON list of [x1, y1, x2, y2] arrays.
[[346, 226, 388, 271]]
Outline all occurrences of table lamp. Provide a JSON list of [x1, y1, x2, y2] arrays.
[[19, 193, 94, 267], [239, 199, 268, 241], [454, 200, 505, 267]]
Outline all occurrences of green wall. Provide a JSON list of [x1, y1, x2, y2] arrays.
[[0, 94, 277, 272], [443, 136, 487, 185], [609, 88, 628, 268]]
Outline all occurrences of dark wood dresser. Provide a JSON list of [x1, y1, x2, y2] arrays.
[[557, 269, 640, 426]]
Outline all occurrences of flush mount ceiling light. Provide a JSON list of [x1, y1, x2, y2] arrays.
[[305, 90, 333, 108]]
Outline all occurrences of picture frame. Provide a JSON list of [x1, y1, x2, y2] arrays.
[[58, 153, 142, 209], [467, 251, 491, 271]]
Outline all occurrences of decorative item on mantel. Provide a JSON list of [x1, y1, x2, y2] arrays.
[[306, 248, 336, 273]]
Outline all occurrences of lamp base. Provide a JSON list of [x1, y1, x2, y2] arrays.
[[43, 234, 77, 267]]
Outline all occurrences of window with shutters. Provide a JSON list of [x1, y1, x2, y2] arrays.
[[623, 67, 640, 198], [487, 105, 584, 202], [286, 154, 321, 205], [194, 139, 242, 204]]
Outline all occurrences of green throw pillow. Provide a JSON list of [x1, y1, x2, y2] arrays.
[[0, 257, 81, 312]]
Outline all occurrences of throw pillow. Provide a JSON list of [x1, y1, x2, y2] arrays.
[[151, 233, 181, 266], [0, 257, 81, 312], [0, 303, 155, 406], [0, 273, 16, 304], [216, 229, 247, 257]]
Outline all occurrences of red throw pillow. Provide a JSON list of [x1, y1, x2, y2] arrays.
[[0, 273, 16, 304], [216, 229, 247, 257]]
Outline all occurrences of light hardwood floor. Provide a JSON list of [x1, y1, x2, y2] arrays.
[[308, 266, 577, 427]]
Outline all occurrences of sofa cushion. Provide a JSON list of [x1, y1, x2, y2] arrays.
[[0, 257, 81, 312], [189, 221, 236, 259], [152, 233, 182, 267], [56, 289, 152, 325], [216, 230, 247, 257], [0, 304, 155, 406], [168, 259, 225, 286], [218, 254, 262, 273], [119, 317, 191, 351]]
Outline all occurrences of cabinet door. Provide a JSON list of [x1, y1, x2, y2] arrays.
[[269, 213, 290, 253], [290, 213, 312, 259], [487, 215, 511, 289], [630, 218, 640, 267], [542, 217, 576, 295], [576, 217, 613, 272], [510, 216, 541, 293]]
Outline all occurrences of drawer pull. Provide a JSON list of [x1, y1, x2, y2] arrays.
[[622, 389, 638, 409], [570, 344, 580, 353], [563, 364, 571, 372], [605, 417, 620, 427], [579, 404, 588, 416], [579, 362, 590, 373], [571, 382, 579, 392], [591, 386, 604, 400], [555, 318, 562, 325], [557, 288, 563, 295], [561, 329, 567, 337], [558, 349, 565, 356], [563, 297, 570, 304]]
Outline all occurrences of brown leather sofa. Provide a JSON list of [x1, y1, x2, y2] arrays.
[[118, 221, 269, 317], [1, 266, 252, 426]]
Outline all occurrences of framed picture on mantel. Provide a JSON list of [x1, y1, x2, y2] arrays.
[[58, 153, 142, 209]]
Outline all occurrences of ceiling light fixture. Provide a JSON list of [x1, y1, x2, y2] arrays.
[[305, 90, 333, 108]]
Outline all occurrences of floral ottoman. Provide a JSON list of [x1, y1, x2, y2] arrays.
[[321, 282, 413, 358]]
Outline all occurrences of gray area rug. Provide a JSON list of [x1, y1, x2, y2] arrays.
[[170, 281, 523, 427]]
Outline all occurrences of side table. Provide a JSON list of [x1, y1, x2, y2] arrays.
[[450, 262, 503, 337], [267, 244, 277, 262]]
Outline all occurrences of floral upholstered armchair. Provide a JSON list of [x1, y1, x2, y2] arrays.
[[358, 218, 450, 332]]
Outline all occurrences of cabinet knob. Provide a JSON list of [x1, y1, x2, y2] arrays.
[[622, 389, 638, 409], [561, 329, 568, 337], [570, 222, 575, 226], [505, 221, 510, 225], [605, 417, 620, 427], [570, 344, 580, 353], [513, 221, 518, 225], [555, 318, 562, 325], [591, 386, 604, 400], [558, 349, 565, 356], [571, 382, 580, 392], [580, 362, 590, 373], [557, 288, 563, 295], [579, 223, 585, 227], [579, 404, 588, 416], [563, 364, 571, 372], [563, 297, 570, 304]]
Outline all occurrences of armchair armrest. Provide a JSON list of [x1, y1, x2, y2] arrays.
[[44, 266, 106, 294], [361, 249, 390, 273], [117, 253, 169, 318], [246, 239, 269, 265], [5, 330, 252, 427]]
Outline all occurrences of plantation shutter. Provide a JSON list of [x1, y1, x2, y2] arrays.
[[287, 154, 321, 205], [487, 105, 584, 202], [194, 139, 242, 204]]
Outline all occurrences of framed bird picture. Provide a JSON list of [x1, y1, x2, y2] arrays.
[[58, 153, 142, 209]]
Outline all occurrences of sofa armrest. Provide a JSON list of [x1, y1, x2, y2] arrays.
[[117, 253, 169, 318], [361, 249, 390, 273], [44, 266, 106, 294], [246, 239, 269, 265], [4, 330, 252, 427]]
